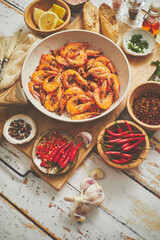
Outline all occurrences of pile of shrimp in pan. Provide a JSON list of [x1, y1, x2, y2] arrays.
[[28, 42, 120, 120]]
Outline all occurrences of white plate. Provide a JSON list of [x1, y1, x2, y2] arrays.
[[123, 28, 155, 56], [22, 30, 130, 123]]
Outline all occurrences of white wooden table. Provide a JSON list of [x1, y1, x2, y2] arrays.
[[0, 1, 160, 239]]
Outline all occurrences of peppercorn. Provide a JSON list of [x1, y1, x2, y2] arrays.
[[8, 119, 32, 140], [132, 92, 160, 125]]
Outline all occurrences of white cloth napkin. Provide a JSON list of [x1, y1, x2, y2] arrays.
[[0, 32, 41, 90]]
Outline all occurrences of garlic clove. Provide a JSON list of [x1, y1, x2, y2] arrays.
[[89, 168, 105, 180], [77, 131, 92, 148]]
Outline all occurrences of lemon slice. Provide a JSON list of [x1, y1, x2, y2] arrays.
[[38, 11, 58, 30], [33, 7, 45, 26], [52, 4, 66, 19]]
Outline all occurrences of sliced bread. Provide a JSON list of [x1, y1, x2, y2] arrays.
[[83, 2, 100, 34], [99, 3, 119, 43]]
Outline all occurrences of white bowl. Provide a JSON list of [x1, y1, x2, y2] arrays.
[[3, 114, 36, 144], [123, 28, 155, 56], [22, 30, 130, 123]]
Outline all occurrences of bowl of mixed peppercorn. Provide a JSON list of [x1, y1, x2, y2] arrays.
[[127, 82, 160, 131], [3, 114, 37, 144], [97, 120, 149, 170]]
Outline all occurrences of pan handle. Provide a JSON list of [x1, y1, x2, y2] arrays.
[[0, 81, 28, 106]]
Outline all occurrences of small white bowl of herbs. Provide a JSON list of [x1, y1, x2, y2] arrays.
[[123, 28, 155, 57]]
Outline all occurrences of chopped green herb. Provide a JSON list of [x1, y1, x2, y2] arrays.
[[148, 60, 160, 82], [127, 34, 149, 53]]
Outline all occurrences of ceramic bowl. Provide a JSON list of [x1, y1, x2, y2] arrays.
[[22, 29, 130, 123], [3, 114, 36, 144], [63, 0, 87, 12], [32, 129, 79, 175], [127, 82, 160, 131], [97, 120, 150, 170], [24, 0, 71, 37], [123, 28, 155, 56]]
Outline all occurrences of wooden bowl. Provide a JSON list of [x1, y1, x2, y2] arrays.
[[24, 0, 71, 37], [97, 120, 150, 170], [127, 82, 160, 131]]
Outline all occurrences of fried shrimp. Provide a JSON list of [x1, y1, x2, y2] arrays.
[[44, 83, 63, 112], [62, 69, 90, 89], [95, 56, 117, 74], [87, 66, 110, 80], [42, 73, 61, 93], [28, 81, 40, 99], [66, 49, 87, 67], [58, 87, 85, 115], [31, 70, 56, 85], [37, 64, 59, 73], [60, 42, 88, 58], [94, 80, 114, 110], [107, 73, 120, 100], [71, 112, 99, 120], [66, 95, 92, 115], [55, 55, 69, 67], [29, 42, 120, 120], [39, 54, 55, 65]]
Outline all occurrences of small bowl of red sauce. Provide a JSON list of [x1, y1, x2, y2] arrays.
[[127, 82, 160, 131], [64, 0, 87, 12]]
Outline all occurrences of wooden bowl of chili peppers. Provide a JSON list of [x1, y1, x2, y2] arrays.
[[32, 129, 82, 175], [127, 82, 160, 131], [97, 120, 150, 170]]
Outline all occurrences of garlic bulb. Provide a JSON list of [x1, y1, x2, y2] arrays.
[[64, 177, 105, 222]]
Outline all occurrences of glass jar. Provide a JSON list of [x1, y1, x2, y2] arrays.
[[142, 1, 160, 36], [124, 0, 145, 26]]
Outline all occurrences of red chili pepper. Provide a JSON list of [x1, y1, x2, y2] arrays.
[[104, 138, 122, 144], [104, 151, 131, 158], [53, 142, 72, 163], [112, 154, 132, 164], [106, 130, 130, 137], [121, 143, 130, 148], [123, 139, 145, 152], [61, 145, 74, 168], [117, 137, 145, 145], [57, 144, 73, 166], [124, 120, 132, 132], [104, 134, 114, 139], [124, 133, 146, 138], [48, 142, 67, 160], [116, 124, 123, 133], [105, 144, 115, 148], [70, 142, 82, 162]]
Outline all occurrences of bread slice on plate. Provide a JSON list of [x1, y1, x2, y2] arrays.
[[99, 3, 119, 43], [83, 2, 100, 34]]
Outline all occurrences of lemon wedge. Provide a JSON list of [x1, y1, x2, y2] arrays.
[[56, 18, 65, 27], [52, 4, 66, 19], [38, 11, 58, 30], [33, 7, 45, 26]]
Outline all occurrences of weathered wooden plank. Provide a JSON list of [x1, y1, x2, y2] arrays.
[[0, 195, 53, 240], [0, 1, 28, 36], [0, 141, 160, 240]]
